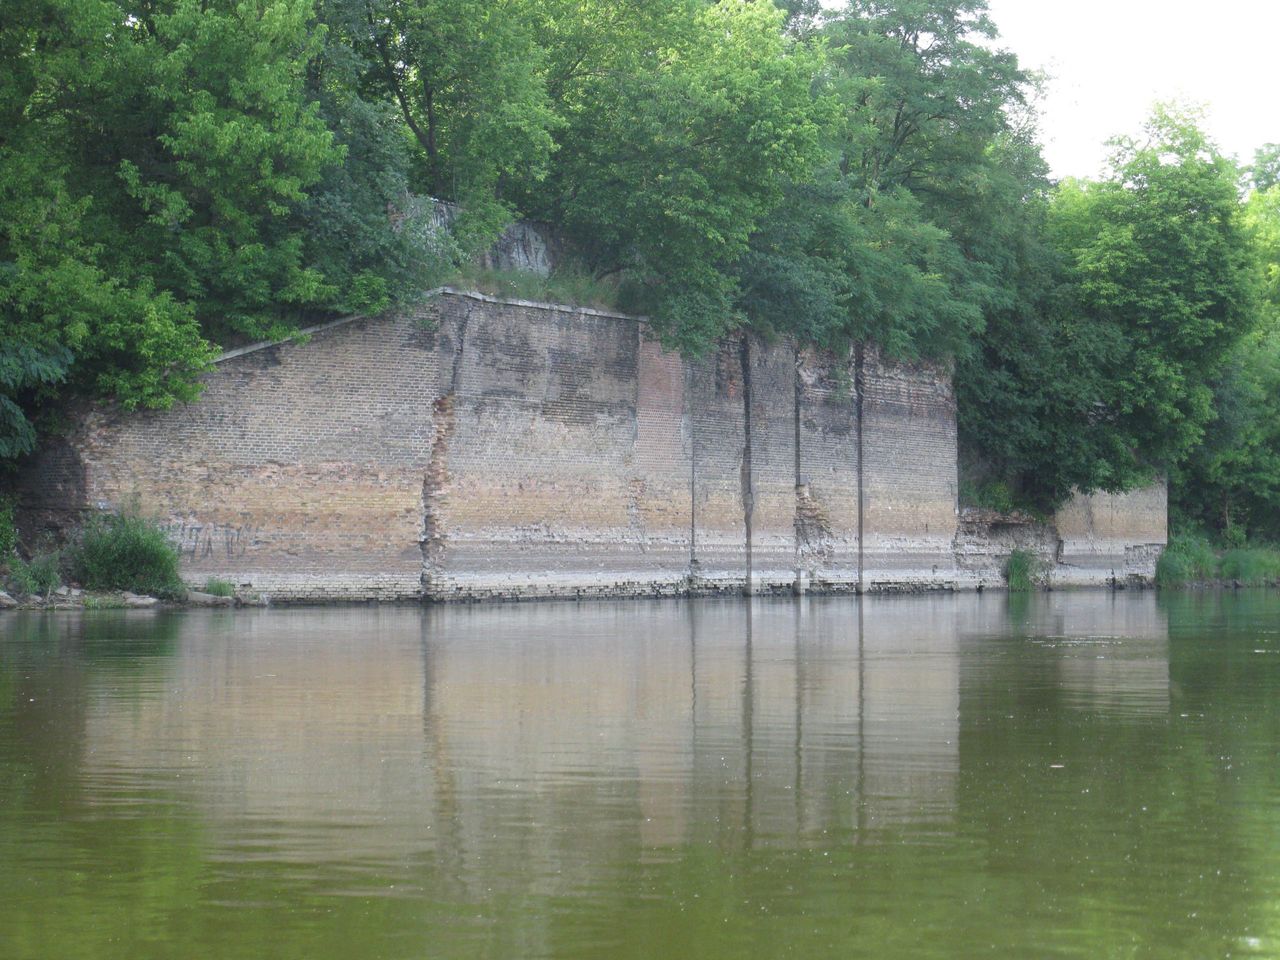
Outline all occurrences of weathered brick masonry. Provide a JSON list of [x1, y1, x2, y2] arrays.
[[14, 290, 1165, 600]]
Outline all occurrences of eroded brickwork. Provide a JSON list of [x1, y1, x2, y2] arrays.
[[1054, 484, 1169, 585], [11, 290, 1164, 601], [953, 484, 1169, 589]]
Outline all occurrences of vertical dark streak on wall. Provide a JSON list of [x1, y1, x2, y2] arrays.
[[421, 302, 473, 595], [739, 336, 755, 594], [855, 342, 866, 593], [688, 360, 699, 580], [793, 345, 803, 591]]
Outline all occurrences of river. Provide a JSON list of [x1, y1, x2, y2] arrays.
[[1, 592, 1277, 959]]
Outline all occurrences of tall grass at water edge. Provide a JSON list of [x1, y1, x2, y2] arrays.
[[1156, 532, 1280, 587], [1004, 549, 1042, 592]]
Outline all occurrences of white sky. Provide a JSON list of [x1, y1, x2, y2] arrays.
[[984, 0, 1280, 179], [818, 0, 1280, 180]]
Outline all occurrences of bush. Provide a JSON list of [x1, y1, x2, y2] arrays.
[[71, 512, 184, 598], [8, 552, 61, 597], [1004, 548, 1043, 592], [977, 481, 1018, 515], [202, 578, 235, 597], [1223, 523, 1248, 549], [1219, 548, 1280, 585], [1155, 532, 1218, 588]]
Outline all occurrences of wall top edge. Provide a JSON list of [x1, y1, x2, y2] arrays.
[[213, 286, 645, 365]]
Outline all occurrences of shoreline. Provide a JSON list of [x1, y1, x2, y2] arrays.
[[9, 578, 1275, 612]]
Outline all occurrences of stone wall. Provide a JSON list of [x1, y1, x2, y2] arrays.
[[11, 289, 1164, 601], [955, 483, 1169, 589]]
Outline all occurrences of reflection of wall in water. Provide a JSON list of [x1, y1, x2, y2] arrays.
[[954, 593, 1170, 718], [77, 602, 968, 891], [79, 610, 436, 864]]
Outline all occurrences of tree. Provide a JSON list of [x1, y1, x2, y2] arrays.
[[0, 0, 216, 460], [357, 0, 558, 251], [958, 106, 1258, 507], [742, 0, 1033, 360], [1251, 143, 1280, 193], [1171, 182, 1280, 540], [2, 0, 448, 464], [532, 0, 825, 353]]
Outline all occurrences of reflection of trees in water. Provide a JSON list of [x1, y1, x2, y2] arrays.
[[0, 611, 184, 815]]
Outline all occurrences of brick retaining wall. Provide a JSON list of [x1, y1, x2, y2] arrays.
[[12, 290, 1165, 601]]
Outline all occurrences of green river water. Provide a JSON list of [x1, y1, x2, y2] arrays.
[[1, 592, 1278, 959]]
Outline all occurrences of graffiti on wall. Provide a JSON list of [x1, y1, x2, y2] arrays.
[[167, 520, 262, 562]]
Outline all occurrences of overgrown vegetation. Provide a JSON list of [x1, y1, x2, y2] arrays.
[[1003, 549, 1043, 593], [446, 264, 621, 313], [960, 479, 1019, 515], [7, 552, 61, 597], [1219, 548, 1280, 585], [0, 496, 15, 561], [70, 513, 185, 599], [3, 1, 1279, 543], [201, 578, 235, 598], [1152, 533, 1280, 588], [1155, 534, 1219, 588]]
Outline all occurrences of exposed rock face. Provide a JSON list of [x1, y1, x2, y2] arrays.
[[11, 290, 1166, 601]]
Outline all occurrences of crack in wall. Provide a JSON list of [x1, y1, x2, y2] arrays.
[[421, 303, 473, 597]]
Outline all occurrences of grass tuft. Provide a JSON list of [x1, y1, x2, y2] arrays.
[[1004, 548, 1043, 592], [202, 578, 236, 598]]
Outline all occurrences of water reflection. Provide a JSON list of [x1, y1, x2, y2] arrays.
[[15, 596, 1170, 863], [2, 592, 1278, 960]]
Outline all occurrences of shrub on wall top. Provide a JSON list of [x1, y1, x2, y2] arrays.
[[70, 512, 184, 599]]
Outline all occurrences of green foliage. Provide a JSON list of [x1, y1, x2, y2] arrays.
[[960, 479, 1018, 515], [302, 2, 460, 314], [1051, 108, 1254, 467], [349, 0, 557, 252], [2, 0, 450, 463], [1155, 533, 1218, 588], [0, 496, 15, 560], [1172, 186, 1280, 540], [961, 105, 1258, 507], [1252, 144, 1280, 193], [1218, 548, 1280, 585], [8, 552, 62, 597], [81, 593, 129, 609], [742, 0, 1031, 360], [71, 512, 184, 599], [448, 263, 620, 313], [1003, 549, 1042, 592], [531, 0, 825, 353], [201, 577, 235, 597]]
